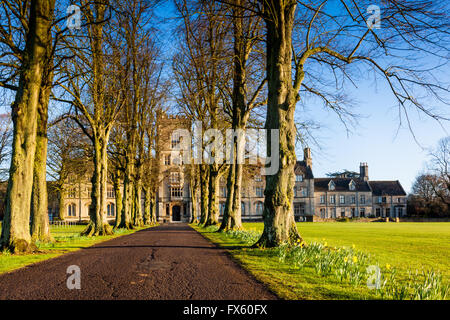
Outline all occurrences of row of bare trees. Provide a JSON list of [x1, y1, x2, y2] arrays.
[[174, 0, 449, 247], [0, 0, 166, 252], [0, 0, 448, 252]]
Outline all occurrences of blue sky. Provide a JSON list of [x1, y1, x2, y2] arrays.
[[298, 80, 449, 193]]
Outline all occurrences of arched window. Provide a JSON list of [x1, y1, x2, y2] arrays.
[[241, 202, 246, 216], [255, 202, 263, 215], [107, 203, 115, 217], [67, 203, 76, 217]]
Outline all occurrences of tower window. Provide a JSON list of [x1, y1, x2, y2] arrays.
[[171, 187, 183, 197]]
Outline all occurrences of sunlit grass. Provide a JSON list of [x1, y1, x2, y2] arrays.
[[192, 222, 450, 300]]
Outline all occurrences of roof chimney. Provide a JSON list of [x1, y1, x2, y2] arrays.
[[304, 148, 312, 167], [360, 162, 369, 181]]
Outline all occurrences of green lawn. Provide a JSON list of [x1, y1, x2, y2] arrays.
[[193, 222, 450, 300], [0, 224, 148, 275]]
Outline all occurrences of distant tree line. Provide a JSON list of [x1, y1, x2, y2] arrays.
[[409, 137, 450, 218]]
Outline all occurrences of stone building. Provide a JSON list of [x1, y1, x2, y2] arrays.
[[313, 163, 407, 218], [51, 114, 407, 222]]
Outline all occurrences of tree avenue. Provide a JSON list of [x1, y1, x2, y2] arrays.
[[0, 0, 448, 253]]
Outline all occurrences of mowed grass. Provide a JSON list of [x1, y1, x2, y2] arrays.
[[0, 224, 147, 275], [193, 222, 450, 300]]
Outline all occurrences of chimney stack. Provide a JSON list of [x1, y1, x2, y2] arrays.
[[360, 162, 369, 181], [304, 148, 312, 167]]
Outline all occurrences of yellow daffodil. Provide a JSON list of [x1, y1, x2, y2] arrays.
[[344, 257, 348, 263], [352, 244, 356, 249], [386, 264, 391, 270], [324, 242, 328, 247], [353, 256, 358, 263]]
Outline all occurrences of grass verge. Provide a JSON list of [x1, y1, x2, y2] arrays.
[[192, 222, 450, 300], [0, 224, 150, 275]]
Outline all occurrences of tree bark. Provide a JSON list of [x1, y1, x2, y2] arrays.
[[112, 170, 123, 229], [58, 186, 66, 221], [205, 166, 219, 226], [31, 40, 54, 242], [133, 172, 143, 227], [199, 164, 209, 225], [82, 133, 113, 236], [0, 0, 55, 253], [143, 186, 151, 225], [150, 192, 157, 225], [190, 166, 199, 224], [119, 154, 134, 229], [256, 0, 302, 247], [31, 124, 52, 242]]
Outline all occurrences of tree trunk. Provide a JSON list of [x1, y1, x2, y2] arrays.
[[133, 168, 143, 227], [31, 44, 54, 243], [190, 172, 199, 224], [0, 0, 55, 253], [219, 2, 249, 231], [256, 0, 302, 247], [82, 133, 113, 236], [150, 192, 157, 225], [199, 164, 209, 225], [205, 165, 219, 226], [143, 186, 151, 225], [31, 128, 52, 242], [112, 171, 123, 229], [119, 156, 134, 229], [220, 160, 244, 231], [58, 186, 66, 221], [220, 162, 236, 231]]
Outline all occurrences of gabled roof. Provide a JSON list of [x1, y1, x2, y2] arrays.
[[314, 178, 371, 192], [294, 161, 314, 179], [368, 181, 406, 196]]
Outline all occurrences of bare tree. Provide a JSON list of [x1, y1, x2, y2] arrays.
[[174, 0, 231, 226], [47, 119, 91, 221], [0, 0, 56, 252], [106, 0, 164, 229], [429, 137, 450, 207], [218, 0, 266, 232], [56, 0, 126, 236], [247, 0, 450, 247]]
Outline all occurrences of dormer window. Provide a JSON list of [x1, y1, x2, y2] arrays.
[[349, 180, 356, 191], [296, 175, 303, 182], [328, 180, 335, 191]]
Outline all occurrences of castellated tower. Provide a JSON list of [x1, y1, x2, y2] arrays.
[[155, 112, 192, 223]]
